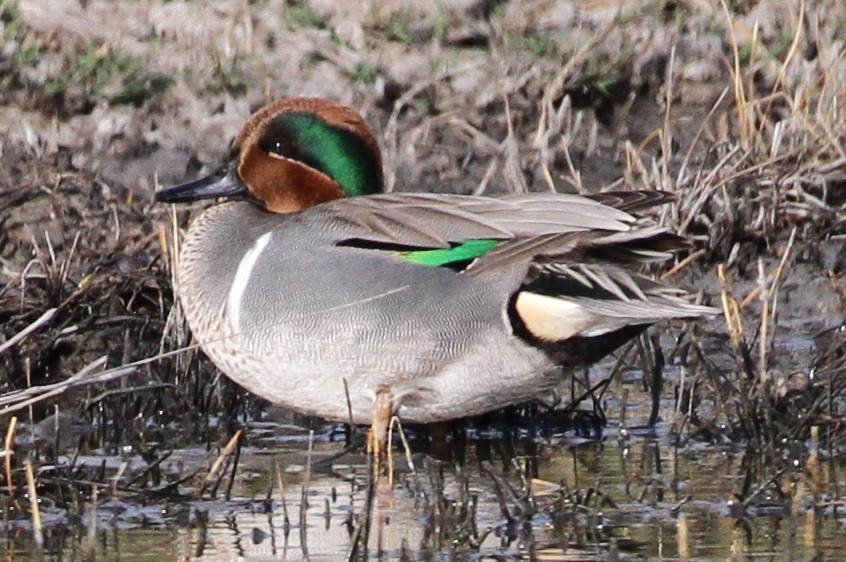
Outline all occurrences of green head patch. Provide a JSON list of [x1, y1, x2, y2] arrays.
[[259, 112, 382, 197]]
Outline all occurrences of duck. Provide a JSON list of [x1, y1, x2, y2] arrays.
[[155, 97, 715, 432]]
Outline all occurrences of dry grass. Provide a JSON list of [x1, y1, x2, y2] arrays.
[[0, 0, 845, 555]]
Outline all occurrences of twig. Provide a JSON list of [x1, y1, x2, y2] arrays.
[[764, 0, 805, 121], [200, 429, 243, 499], [25, 460, 43, 551], [85, 485, 98, 562], [390, 418, 416, 477], [275, 462, 290, 532], [718, 264, 754, 379], [758, 259, 770, 384], [225, 431, 243, 501], [0, 308, 57, 355], [300, 430, 314, 560], [661, 249, 706, 280], [4, 417, 17, 499], [739, 227, 797, 309]]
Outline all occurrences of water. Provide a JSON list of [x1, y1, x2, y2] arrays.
[[6, 420, 846, 561]]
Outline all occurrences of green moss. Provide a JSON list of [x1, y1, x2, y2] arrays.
[[210, 52, 249, 96], [430, 9, 449, 43], [669, 4, 689, 32], [737, 42, 754, 67], [0, 0, 171, 108], [111, 72, 173, 105], [1, 0, 23, 34], [385, 14, 413, 43], [378, 11, 446, 45], [352, 61, 379, 85], [768, 27, 795, 62], [40, 43, 171, 106], [46, 46, 125, 96], [2, 0, 46, 69], [11, 40, 43, 67], [330, 30, 349, 47], [505, 30, 556, 62], [287, 3, 324, 29]]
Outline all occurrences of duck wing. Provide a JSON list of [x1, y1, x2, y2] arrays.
[[320, 191, 687, 274], [321, 192, 641, 249]]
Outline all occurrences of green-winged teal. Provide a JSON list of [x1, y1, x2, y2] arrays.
[[155, 97, 715, 430]]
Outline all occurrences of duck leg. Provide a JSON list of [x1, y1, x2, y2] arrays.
[[367, 389, 393, 479]]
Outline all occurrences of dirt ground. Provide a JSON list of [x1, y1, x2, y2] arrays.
[[0, 2, 845, 554], [2, 0, 846, 436]]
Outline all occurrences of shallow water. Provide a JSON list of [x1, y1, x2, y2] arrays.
[[5, 415, 846, 562]]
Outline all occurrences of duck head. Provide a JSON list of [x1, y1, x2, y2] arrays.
[[156, 98, 384, 212]]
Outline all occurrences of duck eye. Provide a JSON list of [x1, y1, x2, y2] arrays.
[[263, 137, 297, 159], [259, 118, 301, 160], [268, 141, 283, 157]]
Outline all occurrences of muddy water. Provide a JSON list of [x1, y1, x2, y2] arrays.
[[4, 414, 846, 561]]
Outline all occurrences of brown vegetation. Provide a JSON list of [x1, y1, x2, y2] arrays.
[[0, 0, 845, 557]]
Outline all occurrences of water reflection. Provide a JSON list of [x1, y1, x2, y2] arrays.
[[3, 425, 844, 561]]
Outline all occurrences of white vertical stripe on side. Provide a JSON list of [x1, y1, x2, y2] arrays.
[[227, 231, 273, 333]]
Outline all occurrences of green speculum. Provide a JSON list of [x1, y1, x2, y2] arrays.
[[399, 239, 500, 267]]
